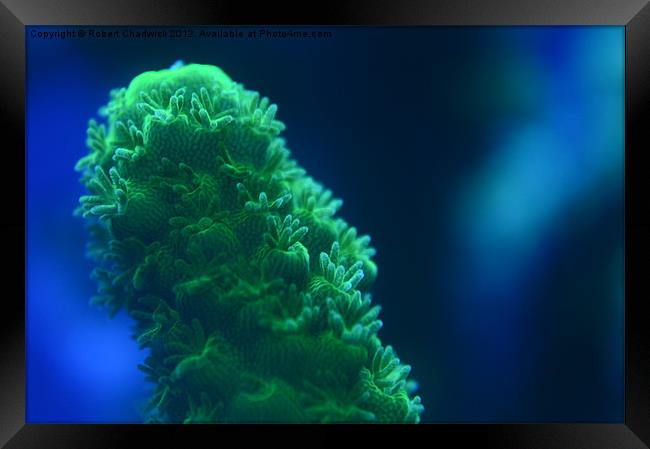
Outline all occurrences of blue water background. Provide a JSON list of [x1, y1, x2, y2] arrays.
[[26, 26, 624, 423]]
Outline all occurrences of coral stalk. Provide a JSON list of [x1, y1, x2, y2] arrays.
[[75, 62, 423, 423]]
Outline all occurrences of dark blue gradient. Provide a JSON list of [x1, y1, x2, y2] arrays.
[[26, 26, 624, 423]]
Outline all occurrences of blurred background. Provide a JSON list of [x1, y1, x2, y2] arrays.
[[26, 26, 624, 423]]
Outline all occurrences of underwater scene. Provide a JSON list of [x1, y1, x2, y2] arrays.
[[26, 26, 624, 423]]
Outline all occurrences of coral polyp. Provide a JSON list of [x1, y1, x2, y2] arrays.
[[75, 62, 423, 423]]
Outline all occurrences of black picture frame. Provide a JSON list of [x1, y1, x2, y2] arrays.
[[2, 1, 649, 447]]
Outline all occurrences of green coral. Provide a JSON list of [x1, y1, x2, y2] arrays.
[[75, 62, 424, 423]]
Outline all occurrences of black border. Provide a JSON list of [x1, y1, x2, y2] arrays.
[[2, 1, 649, 447]]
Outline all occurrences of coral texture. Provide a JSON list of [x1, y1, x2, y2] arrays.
[[75, 62, 423, 423]]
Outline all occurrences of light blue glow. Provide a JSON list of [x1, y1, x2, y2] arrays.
[[455, 27, 623, 297]]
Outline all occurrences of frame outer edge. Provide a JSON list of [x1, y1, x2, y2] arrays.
[[0, 0, 26, 446], [625, 1, 650, 447], [0, 0, 649, 25]]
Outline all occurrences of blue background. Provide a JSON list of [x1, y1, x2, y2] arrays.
[[26, 26, 624, 423]]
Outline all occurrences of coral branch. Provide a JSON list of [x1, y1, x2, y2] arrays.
[[76, 62, 423, 423]]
